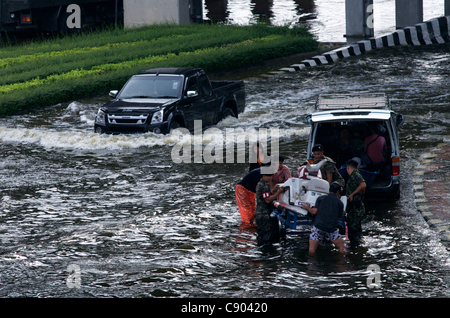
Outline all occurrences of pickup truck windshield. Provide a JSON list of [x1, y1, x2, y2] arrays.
[[118, 75, 183, 99]]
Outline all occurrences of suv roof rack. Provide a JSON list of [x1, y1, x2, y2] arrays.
[[315, 93, 389, 111]]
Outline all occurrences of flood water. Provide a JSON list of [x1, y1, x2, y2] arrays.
[[203, 0, 446, 42], [1, 1, 450, 299]]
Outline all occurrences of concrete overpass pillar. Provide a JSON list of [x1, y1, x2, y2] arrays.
[[395, 0, 423, 29], [124, 0, 192, 28], [345, 0, 374, 39]]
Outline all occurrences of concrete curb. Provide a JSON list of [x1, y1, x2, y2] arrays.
[[413, 142, 450, 242], [273, 16, 450, 73]]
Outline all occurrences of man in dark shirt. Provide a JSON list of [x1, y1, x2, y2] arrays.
[[235, 165, 275, 224], [301, 182, 346, 254]]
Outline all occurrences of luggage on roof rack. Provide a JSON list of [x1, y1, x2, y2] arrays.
[[315, 93, 389, 111]]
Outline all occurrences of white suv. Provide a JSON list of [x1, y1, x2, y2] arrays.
[[305, 93, 404, 199]]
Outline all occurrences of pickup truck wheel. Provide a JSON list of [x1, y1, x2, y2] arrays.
[[221, 108, 236, 120], [95, 126, 104, 134], [169, 121, 180, 133]]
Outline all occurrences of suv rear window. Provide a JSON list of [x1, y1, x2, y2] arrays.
[[313, 121, 391, 168]]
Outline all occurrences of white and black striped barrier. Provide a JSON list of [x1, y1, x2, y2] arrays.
[[279, 16, 450, 72]]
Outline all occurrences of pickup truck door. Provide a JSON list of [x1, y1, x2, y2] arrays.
[[198, 74, 217, 127], [184, 75, 214, 131]]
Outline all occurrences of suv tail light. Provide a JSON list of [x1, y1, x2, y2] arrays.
[[392, 156, 400, 175]]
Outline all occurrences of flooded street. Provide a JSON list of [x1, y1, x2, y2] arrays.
[[1, 0, 450, 299], [1, 43, 450, 298]]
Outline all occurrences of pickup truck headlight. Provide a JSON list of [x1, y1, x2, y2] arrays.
[[96, 109, 106, 125], [151, 109, 163, 124]]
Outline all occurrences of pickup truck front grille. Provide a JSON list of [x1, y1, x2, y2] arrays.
[[108, 114, 149, 125]]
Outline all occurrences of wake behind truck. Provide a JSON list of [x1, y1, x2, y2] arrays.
[[0, 0, 122, 33]]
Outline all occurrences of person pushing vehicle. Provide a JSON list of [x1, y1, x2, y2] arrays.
[[301, 181, 346, 254]]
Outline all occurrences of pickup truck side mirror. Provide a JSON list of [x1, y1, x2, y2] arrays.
[[109, 90, 119, 98], [186, 90, 198, 98]]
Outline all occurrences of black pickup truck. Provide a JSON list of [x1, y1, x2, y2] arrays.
[[94, 67, 246, 134]]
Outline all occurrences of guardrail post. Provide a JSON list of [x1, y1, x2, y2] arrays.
[[345, 0, 374, 39], [395, 0, 423, 29]]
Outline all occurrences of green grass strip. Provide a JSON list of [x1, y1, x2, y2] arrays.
[[0, 52, 177, 94], [0, 41, 141, 68], [0, 28, 301, 86], [0, 23, 318, 116], [0, 35, 312, 95]]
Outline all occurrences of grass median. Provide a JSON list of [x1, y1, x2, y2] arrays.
[[0, 23, 318, 116]]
